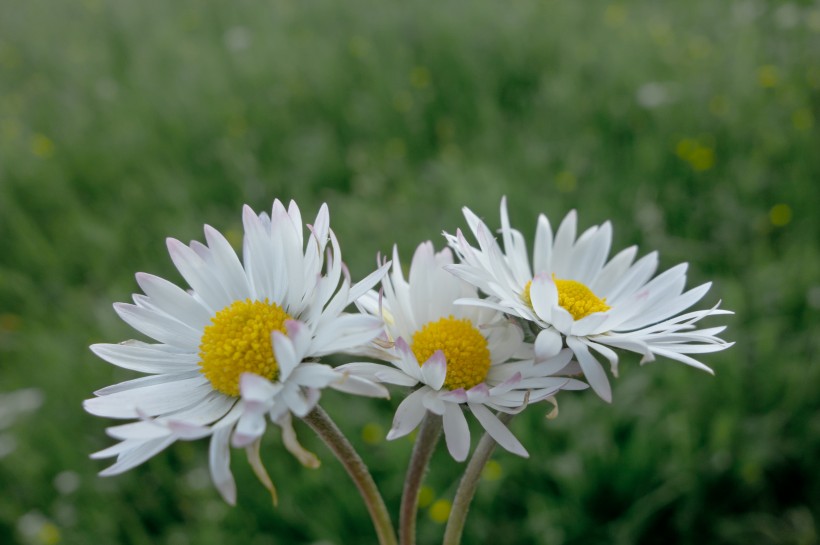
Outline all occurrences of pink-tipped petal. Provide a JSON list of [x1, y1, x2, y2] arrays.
[[420, 350, 447, 390]]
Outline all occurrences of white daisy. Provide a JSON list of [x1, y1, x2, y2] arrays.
[[444, 197, 734, 403], [338, 242, 585, 462], [85, 200, 389, 504]]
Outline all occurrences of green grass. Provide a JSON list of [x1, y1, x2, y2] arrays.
[[1, 0, 818, 543]]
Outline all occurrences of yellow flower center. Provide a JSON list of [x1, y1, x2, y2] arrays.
[[198, 298, 292, 397], [522, 277, 611, 321], [411, 316, 491, 391]]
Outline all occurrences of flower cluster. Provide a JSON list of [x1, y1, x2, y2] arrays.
[[85, 198, 732, 508]]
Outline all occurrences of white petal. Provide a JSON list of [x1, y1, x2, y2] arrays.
[[281, 383, 314, 417], [605, 251, 659, 305], [272, 330, 300, 382], [135, 273, 212, 331], [349, 260, 392, 305], [91, 439, 142, 460], [242, 205, 282, 303], [85, 375, 212, 419], [288, 363, 340, 388], [422, 389, 447, 415], [570, 312, 610, 336], [329, 374, 390, 398], [311, 314, 385, 356], [532, 213, 554, 275], [566, 336, 612, 403], [420, 350, 447, 390], [574, 221, 612, 285], [393, 337, 424, 381], [99, 436, 177, 477], [232, 411, 267, 448], [529, 274, 557, 322], [550, 305, 575, 334], [167, 238, 231, 312], [497, 197, 532, 284], [442, 403, 471, 462], [89, 342, 198, 374], [203, 225, 251, 302], [485, 320, 525, 364], [469, 404, 528, 458], [336, 362, 418, 387], [592, 245, 637, 296], [466, 383, 490, 404], [286, 200, 304, 246], [585, 340, 621, 377], [209, 425, 236, 505], [551, 210, 578, 278], [386, 387, 428, 440], [106, 421, 172, 441], [439, 388, 468, 404], [646, 347, 716, 373], [534, 328, 562, 361], [531, 347, 574, 377], [488, 372, 522, 397], [114, 303, 201, 349], [92, 370, 200, 395], [239, 373, 279, 403]]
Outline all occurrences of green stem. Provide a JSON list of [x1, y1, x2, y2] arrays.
[[303, 405, 398, 545], [399, 414, 443, 545], [442, 413, 514, 545]]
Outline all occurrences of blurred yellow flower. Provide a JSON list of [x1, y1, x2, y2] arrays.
[[555, 170, 577, 193], [410, 66, 431, 89], [676, 138, 715, 171], [429, 499, 452, 523], [792, 109, 814, 132], [604, 4, 627, 26], [418, 485, 435, 508], [361, 422, 384, 445], [757, 65, 779, 88], [31, 134, 54, 158], [769, 204, 792, 227], [481, 459, 503, 481]]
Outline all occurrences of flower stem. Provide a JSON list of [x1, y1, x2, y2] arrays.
[[303, 405, 398, 545], [399, 414, 443, 545], [442, 413, 514, 545]]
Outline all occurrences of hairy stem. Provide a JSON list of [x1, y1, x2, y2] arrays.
[[442, 413, 514, 545], [399, 414, 443, 545], [303, 405, 398, 545]]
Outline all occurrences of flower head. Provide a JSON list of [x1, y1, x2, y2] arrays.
[[339, 242, 585, 461], [85, 200, 388, 504], [445, 198, 733, 403]]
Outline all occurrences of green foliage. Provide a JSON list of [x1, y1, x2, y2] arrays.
[[1, 0, 818, 543]]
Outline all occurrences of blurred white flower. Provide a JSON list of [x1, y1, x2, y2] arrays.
[[0, 388, 43, 459]]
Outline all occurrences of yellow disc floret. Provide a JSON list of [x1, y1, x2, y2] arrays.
[[411, 316, 491, 391], [199, 298, 292, 397], [522, 277, 611, 321]]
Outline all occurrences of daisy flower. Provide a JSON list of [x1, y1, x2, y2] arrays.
[[338, 242, 585, 462], [444, 198, 733, 403], [85, 200, 389, 504]]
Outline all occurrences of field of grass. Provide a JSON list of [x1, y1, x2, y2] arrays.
[[1, 0, 819, 543]]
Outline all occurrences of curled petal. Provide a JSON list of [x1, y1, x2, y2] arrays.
[[246, 438, 278, 507], [279, 413, 320, 468]]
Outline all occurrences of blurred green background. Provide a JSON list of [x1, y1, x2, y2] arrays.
[[1, 0, 818, 543]]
